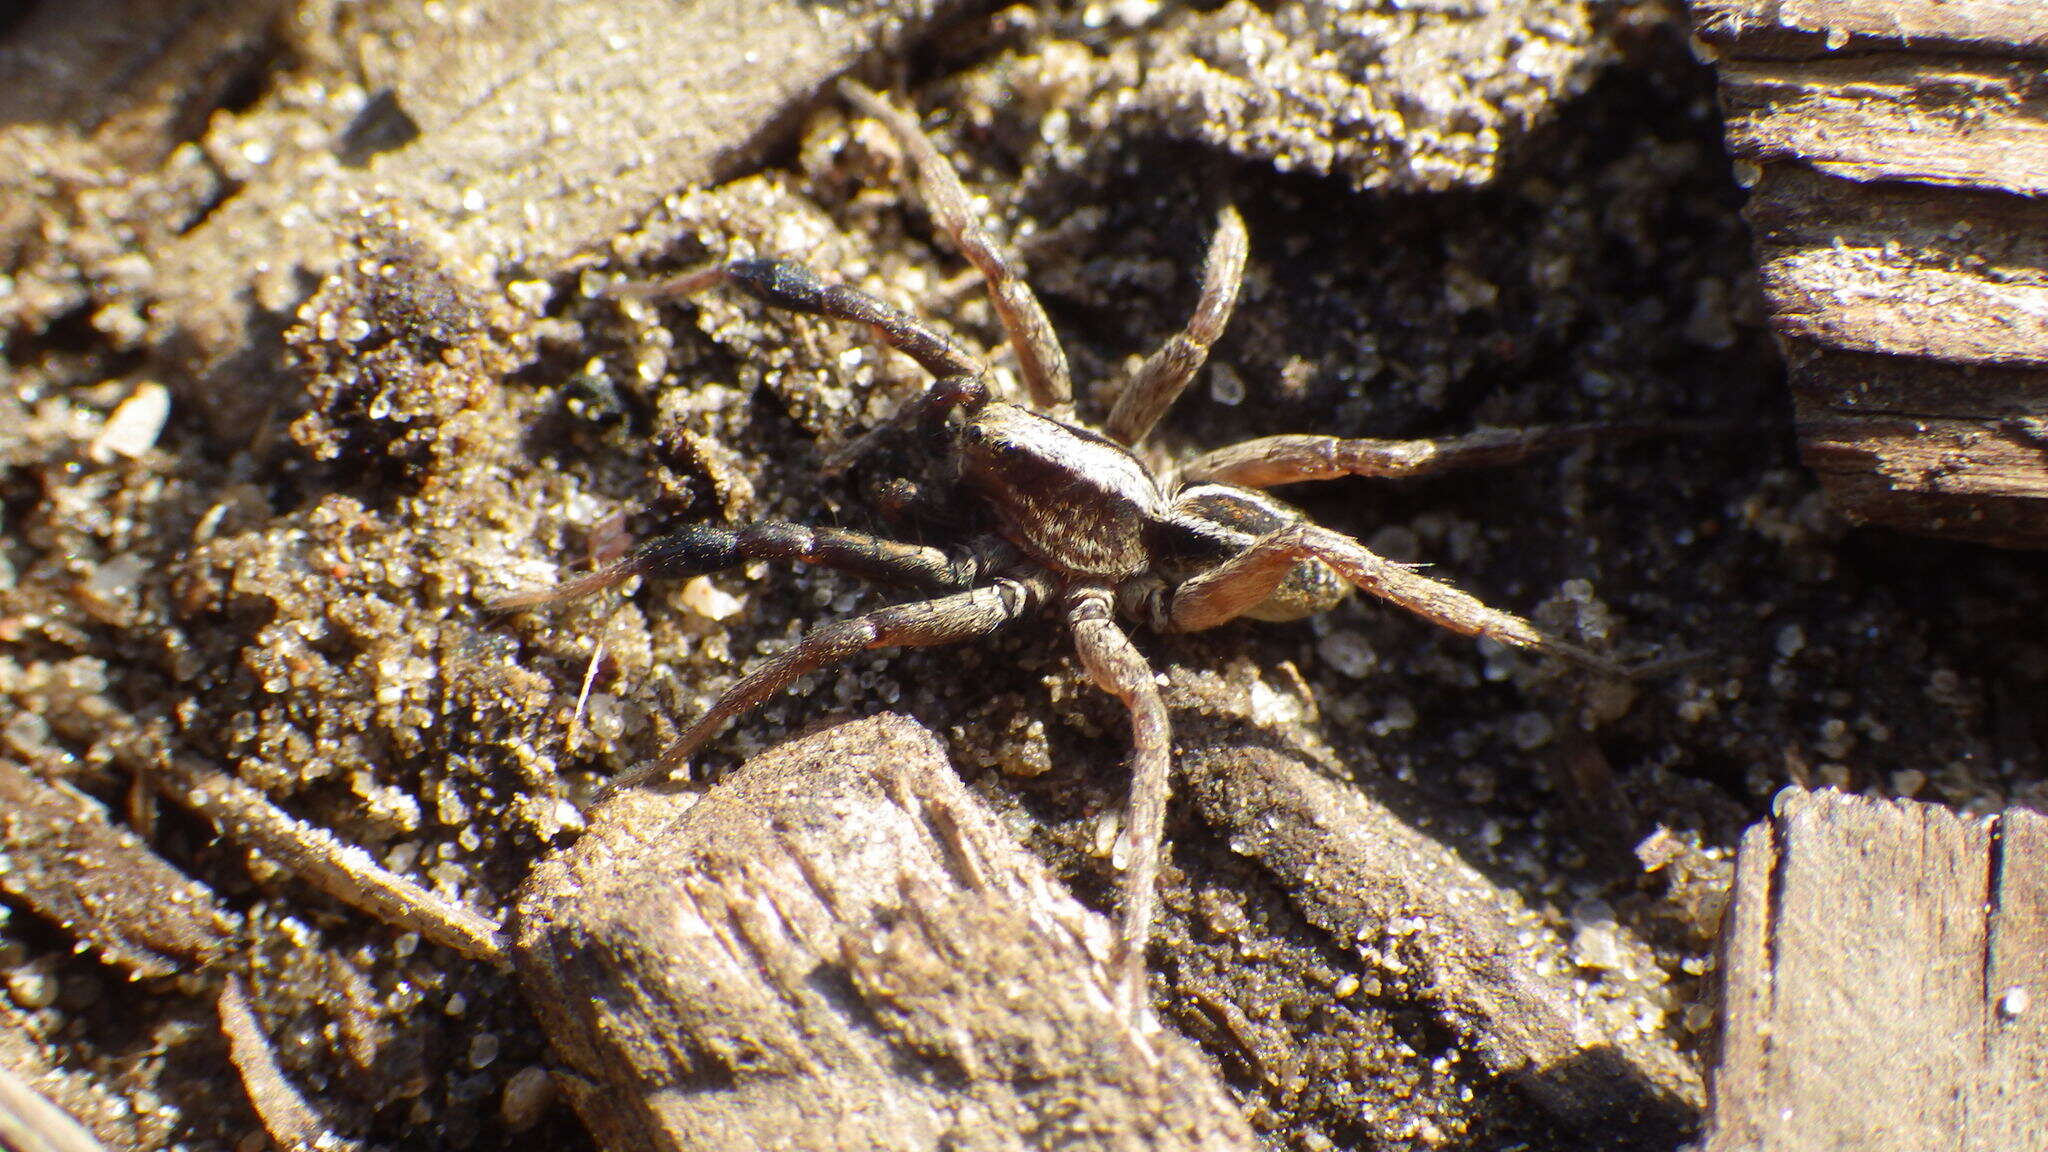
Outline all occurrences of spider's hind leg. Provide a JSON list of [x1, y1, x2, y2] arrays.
[[1180, 421, 1698, 489], [488, 522, 981, 610], [1066, 585, 1172, 1016], [1152, 516, 1624, 675]]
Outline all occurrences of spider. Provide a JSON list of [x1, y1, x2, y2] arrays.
[[497, 80, 1628, 1012]]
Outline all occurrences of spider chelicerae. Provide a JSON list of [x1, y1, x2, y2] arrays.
[[497, 80, 1630, 1012]]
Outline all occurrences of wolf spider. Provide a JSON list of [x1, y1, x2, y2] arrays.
[[497, 80, 1628, 1012]]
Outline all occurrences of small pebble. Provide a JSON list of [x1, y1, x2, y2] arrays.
[[678, 575, 745, 621], [1316, 630, 1376, 679], [1508, 711, 1555, 751], [8, 968, 58, 1009], [88, 381, 171, 462], [468, 1030, 501, 1069], [501, 1065, 556, 1131]]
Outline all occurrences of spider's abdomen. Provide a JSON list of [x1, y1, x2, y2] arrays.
[[956, 402, 1164, 579]]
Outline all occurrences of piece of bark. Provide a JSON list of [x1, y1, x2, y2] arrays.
[[0, 760, 234, 979], [137, 0, 980, 435], [1178, 739, 1700, 1146], [1688, 0, 2048, 546], [1706, 787, 2048, 1151], [511, 713, 1256, 1152]]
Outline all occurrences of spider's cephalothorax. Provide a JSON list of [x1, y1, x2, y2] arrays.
[[497, 80, 1626, 1013]]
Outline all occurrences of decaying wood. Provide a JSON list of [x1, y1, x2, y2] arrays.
[[511, 714, 1256, 1152], [124, 0, 981, 434], [0, 759, 233, 979], [1706, 787, 2048, 1151], [1178, 741, 1700, 1143], [1689, 0, 2048, 546]]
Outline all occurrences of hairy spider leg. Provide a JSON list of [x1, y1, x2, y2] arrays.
[[1105, 204, 1249, 447], [1065, 585, 1172, 1014], [641, 258, 987, 380], [1179, 420, 1702, 489], [1148, 514, 1626, 675], [487, 522, 982, 611], [841, 79, 1074, 412], [624, 255, 998, 473], [601, 574, 1050, 797]]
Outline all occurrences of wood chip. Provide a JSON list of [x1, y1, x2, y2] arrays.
[[1707, 787, 2048, 1151], [512, 713, 1257, 1152], [156, 757, 507, 966], [217, 973, 359, 1152]]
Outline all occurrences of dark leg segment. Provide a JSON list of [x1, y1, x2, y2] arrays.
[[1066, 585, 1172, 1015], [841, 80, 1074, 411], [1180, 422, 1684, 489], [489, 522, 980, 610], [621, 259, 982, 381], [604, 574, 1050, 795], [1106, 205, 1248, 447]]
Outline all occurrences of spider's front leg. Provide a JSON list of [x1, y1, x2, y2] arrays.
[[620, 258, 982, 381], [1106, 204, 1248, 447], [618, 257, 990, 473], [1066, 585, 1172, 1015]]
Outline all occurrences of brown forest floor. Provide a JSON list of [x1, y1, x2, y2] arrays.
[[3, 1, 2046, 1150]]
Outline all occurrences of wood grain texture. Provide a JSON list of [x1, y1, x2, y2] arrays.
[[0, 760, 234, 979], [0, 1061, 112, 1152], [511, 714, 1256, 1152], [1720, 56, 2048, 197], [1706, 788, 2048, 1151], [1689, 0, 2048, 545], [1692, 0, 2048, 60]]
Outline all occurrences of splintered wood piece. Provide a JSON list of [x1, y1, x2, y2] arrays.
[[1691, 0, 2048, 62], [1707, 787, 2048, 1151], [155, 757, 508, 965], [0, 760, 234, 978], [0, 1061, 111, 1152], [216, 974, 361, 1152], [1688, 0, 2048, 546], [511, 714, 1255, 1152]]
